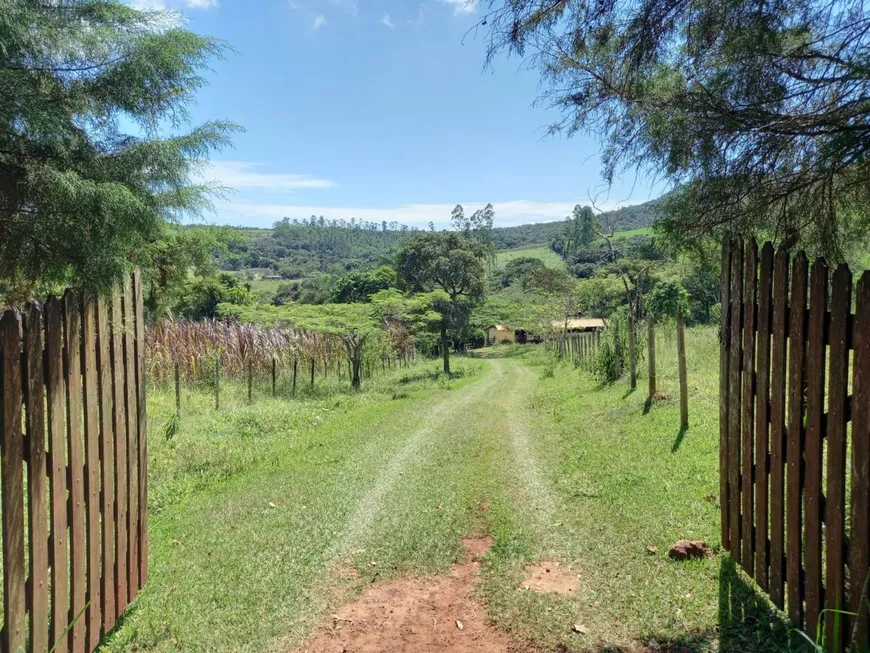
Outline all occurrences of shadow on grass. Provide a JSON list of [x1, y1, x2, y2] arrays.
[[671, 426, 688, 452], [571, 557, 795, 653], [718, 556, 796, 652], [643, 395, 653, 414]]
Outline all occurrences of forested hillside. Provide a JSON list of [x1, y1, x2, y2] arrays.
[[218, 197, 663, 280], [491, 198, 662, 249]]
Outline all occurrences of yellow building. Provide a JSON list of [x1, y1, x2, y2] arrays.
[[487, 324, 516, 344]]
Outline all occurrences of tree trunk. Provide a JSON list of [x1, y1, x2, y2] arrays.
[[441, 324, 450, 374], [351, 356, 361, 390], [628, 312, 637, 389], [647, 314, 657, 397], [677, 304, 689, 429]]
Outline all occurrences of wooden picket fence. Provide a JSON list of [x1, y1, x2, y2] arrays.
[[720, 239, 869, 650], [1, 272, 148, 653]]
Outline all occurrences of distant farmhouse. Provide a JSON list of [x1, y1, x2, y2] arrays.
[[487, 318, 606, 345]]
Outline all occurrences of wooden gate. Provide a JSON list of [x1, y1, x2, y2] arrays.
[[720, 239, 869, 650], [1, 272, 148, 653]]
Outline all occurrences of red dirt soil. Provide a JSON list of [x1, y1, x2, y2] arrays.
[[294, 537, 528, 653], [519, 560, 580, 595]]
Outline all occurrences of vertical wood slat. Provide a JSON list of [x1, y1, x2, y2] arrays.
[[46, 296, 70, 653], [111, 293, 129, 613], [754, 242, 774, 590], [96, 296, 117, 633], [24, 304, 49, 652], [122, 277, 140, 599], [720, 240, 732, 550], [769, 247, 790, 609], [728, 241, 744, 561], [81, 294, 103, 650], [851, 271, 870, 648], [64, 290, 87, 653], [2, 310, 25, 653], [787, 252, 809, 629], [826, 264, 851, 651], [133, 269, 149, 585], [741, 240, 758, 575], [804, 258, 828, 636]]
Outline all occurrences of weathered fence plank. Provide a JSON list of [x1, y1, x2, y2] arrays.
[[826, 264, 851, 650], [786, 251, 808, 628], [852, 272, 870, 648], [24, 304, 49, 652], [133, 269, 149, 584], [754, 242, 773, 590], [728, 241, 744, 561], [719, 240, 732, 550], [64, 289, 87, 653], [96, 296, 117, 633], [46, 296, 70, 653], [741, 240, 758, 574], [2, 310, 25, 653], [123, 277, 140, 599], [81, 293, 103, 650], [769, 247, 789, 609], [804, 258, 828, 635], [111, 293, 128, 613]]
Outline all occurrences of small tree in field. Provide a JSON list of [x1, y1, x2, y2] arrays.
[[395, 232, 486, 374], [648, 281, 691, 429]]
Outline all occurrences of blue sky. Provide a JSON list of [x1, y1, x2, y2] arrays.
[[135, 0, 666, 229]]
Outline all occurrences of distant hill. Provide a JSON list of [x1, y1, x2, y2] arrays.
[[215, 196, 663, 280], [491, 197, 662, 249]]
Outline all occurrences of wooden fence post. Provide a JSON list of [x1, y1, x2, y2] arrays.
[[628, 313, 637, 389], [215, 355, 221, 410], [174, 359, 181, 415], [676, 303, 688, 431], [247, 358, 253, 404], [272, 357, 277, 396], [648, 315, 657, 397], [292, 357, 298, 396]]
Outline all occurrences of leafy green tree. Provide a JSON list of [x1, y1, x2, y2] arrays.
[[0, 0, 239, 299], [499, 256, 546, 287], [143, 224, 237, 318], [395, 232, 486, 373], [332, 266, 397, 303], [647, 281, 690, 320], [481, 0, 870, 256], [451, 203, 496, 266], [176, 273, 252, 320]]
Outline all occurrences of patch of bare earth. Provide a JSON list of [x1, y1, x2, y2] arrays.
[[294, 538, 529, 653], [519, 560, 580, 594]]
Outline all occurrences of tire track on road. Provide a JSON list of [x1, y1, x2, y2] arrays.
[[325, 361, 504, 564]]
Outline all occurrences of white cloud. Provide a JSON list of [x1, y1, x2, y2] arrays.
[[186, 0, 219, 8], [438, 0, 479, 14], [204, 161, 338, 192], [380, 13, 395, 28], [213, 199, 643, 228], [312, 14, 327, 29]]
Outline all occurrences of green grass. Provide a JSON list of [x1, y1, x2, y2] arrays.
[[495, 245, 567, 269], [100, 330, 797, 652], [247, 278, 285, 303], [475, 328, 793, 652]]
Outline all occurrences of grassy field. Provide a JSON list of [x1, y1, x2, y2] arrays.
[[495, 245, 567, 269], [100, 329, 797, 652]]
